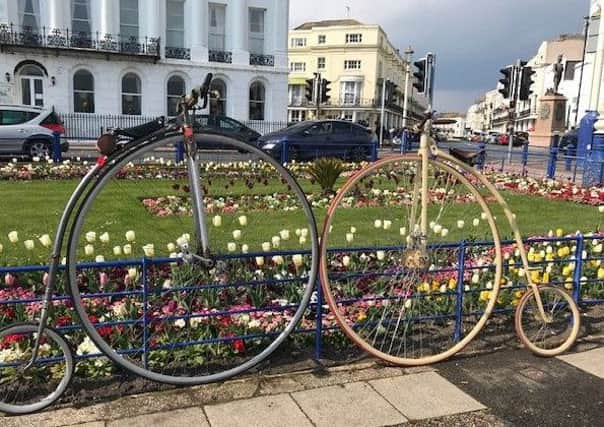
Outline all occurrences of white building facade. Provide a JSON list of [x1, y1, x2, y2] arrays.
[[0, 0, 289, 121]]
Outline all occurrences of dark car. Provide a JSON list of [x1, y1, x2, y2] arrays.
[[257, 120, 375, 162], [193, 115, 260, 144], [559, 128, 578, 151]]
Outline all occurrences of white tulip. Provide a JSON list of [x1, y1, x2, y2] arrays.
[[212, 215, 222, 227], [299, 236, 307, 245], [471, 273, 480, 284], [227, 242, 237, 252], [295, 228, 301, 236], [383, 220, 392, 230], [346, 233, 354, 243], [261, 242, 271, 252], [113, 246, 122, 256], [473, 218, 480, 227], [123, 244, 132, 255], [480, 212, 488, 220], [271, 236, 281, 248], [255, 256, 265, 266], [167, 242, 176, 252], [433, 224, 443, 234], [95, 255, 105, 263], [39, 234, 52, 248], [300, 228, 309, 238], [272, 255, 284, 265], [233, 230, 242, 240], [127, 268, 138, 280], [84, 244, 94, 255], [241, 244, 249, 254], [404, 299, 412, 309], [85, 231, 97, 243], [599, 206, 604, 213], [441, 228, 449, 237], [429, 221, 436, 230], [176, 235, 188, 247], [292, 254, 303, 268], [399, 227, 406, 236], [99, 232, 110, 243], [174, 319, 186, 329], [280, 229, 290, 240], [350, 226, 357, 234], [24, 240, 35, 251], [143, 244, 155, 257], [342, 255, 351, 267], [457, 220, 465, 229], [238, 215, 248, 226], [0, 243, 3, 254], [374, 219, 382, 229], [125, 230, 136, 242], [8, 231, 18, 243], [163, 279, 172, 289], [376, 250, 385, 261]]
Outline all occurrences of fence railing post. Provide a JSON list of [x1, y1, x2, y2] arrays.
[[176, 142, 184, 163], [142, 257, 149, 370], [547, 146, 558, 179], [52, 132, 62, 163], [371, 141, 378, 161], [454, 241, 466, 342], [573, 233, 584, 304], [314, 278, 324, 360]]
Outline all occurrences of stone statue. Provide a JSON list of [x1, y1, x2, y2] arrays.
[[552, 54, 564, 94]]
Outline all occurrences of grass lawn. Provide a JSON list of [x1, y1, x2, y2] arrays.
[[0, 177, 601, 265]]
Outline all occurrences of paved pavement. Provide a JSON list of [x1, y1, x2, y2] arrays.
[[3, 343, 603, 427]]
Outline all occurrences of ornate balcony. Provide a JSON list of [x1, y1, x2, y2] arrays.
[[0, 24, 160, 60], [250, 53, 274, 67], [209, 50, 232, 64], [165, 46, 191, 60]]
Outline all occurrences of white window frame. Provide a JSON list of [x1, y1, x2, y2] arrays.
[[344, 60, 362, 70], [208, 3, 226, 51], [288, 85, 304, 106], [345, 33, 362, 44], [290, 37, 306, 48], [73, 69, 95, 113], [248, 7, 265, 55], [166, 0, 185, 48], [289, 62, 306, 72], [120, 0, 139, 40], [18, 0, 40, 31], [340, 81, 361, 105], [318, 34, 326, 44], [71, 0, 91, 35], [317, 57, 326, 69]]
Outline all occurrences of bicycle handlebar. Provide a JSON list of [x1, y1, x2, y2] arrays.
[[182, 73, 213, 111]]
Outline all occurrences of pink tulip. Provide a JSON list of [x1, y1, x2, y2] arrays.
[[99, 272, 109, 290], [4, 273, 16, 287]]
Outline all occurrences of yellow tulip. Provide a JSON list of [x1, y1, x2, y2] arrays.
[[542, 272, 550, 283], [556, 228, 564, 237], [564, 278, 574, 290], [598, 268, 604, 280], [562, 266, 571, 277], [479, 291, 492, 302], [448, 278, 457, 290]]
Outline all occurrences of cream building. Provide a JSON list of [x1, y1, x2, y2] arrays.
[[286, 19, 427, 128]]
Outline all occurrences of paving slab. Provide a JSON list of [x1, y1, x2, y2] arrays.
[[292, 381, 407, 427], [106, 407, 208, 427], [557, 346, 604, 379], [204, 394, 312, 427], [369, 372, 485, 420]]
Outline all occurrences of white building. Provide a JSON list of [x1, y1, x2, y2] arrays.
[[0, 0, 289, 121], [432, 113, 466, 139]]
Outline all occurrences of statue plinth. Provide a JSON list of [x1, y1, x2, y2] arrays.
[[529, 93, 567, 147]]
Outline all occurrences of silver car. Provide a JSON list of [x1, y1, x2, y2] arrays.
[[0, 105, 68, 158]]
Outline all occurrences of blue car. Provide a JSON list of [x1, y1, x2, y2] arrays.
[[257, 120, 375, 162]]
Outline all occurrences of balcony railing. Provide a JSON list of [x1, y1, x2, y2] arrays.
[[0, 24, 160, 59], [165, 46, 191, 60], [209, 50, 232, 64], [250, 53, 274, 67]]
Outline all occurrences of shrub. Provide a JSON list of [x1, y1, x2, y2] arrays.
[[308, 158, 345, 195]]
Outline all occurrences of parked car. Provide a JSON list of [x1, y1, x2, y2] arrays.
[[486, 132, 500, 144], [559, 128, 578, 151], [193, 115, 261, 144], [257, 120, 375, 162], [0, 105, 67, 158]]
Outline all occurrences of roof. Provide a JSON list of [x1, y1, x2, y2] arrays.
[[294, 19, 365, 30]]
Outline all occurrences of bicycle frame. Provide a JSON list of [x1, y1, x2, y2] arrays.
[[417, 117, 550, 323]]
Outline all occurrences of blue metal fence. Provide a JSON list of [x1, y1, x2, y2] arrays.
[[1, 235, 602, 367]]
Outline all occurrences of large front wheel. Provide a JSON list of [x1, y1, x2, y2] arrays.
[[514, 285, 580, 356], [319, 154, 503, 366]]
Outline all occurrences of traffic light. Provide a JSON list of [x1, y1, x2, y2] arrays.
[[498, 66, 513, 99], [413, 58, 427, 93], [519, 66, 536, 101], [305, 78, 315, 102], [320, 78, 331, 103]]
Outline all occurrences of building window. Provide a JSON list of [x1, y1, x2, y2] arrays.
[[166, 75, 185, 117], [210, 79, 227, 116], [318, 57, 326, 69], [587, 15, 600, 54], [248, 8, 265, 54], [208, 3, 226, 51], [166, 0, 185, 48], [19, 0, 40, 31], [122, 73, 141, 115], [249, 81, 266, 120], [340, 81, 361, 105], [288, 85, 304, 106], [19, 64, 44, 107], [564, 61, 580, 81], [345, 33, 362, 43], [72, 0, 91, 35], [73, 70, 95, 113], [318, 35, 326, 44], [290, 37, 306, 48], [120, 0, 139, 39], [344, 60, 361, 70], [289, 62, 306, 72]]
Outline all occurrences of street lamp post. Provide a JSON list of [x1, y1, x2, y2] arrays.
[[402, 46, 414, 131]]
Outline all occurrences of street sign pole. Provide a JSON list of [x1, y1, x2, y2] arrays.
[[402, 46, 414, 130], [380, 77, 387, 148]]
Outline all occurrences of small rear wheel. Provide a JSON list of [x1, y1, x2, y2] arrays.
[[515, 286, 580, 356], [0, 322, 74, 415]]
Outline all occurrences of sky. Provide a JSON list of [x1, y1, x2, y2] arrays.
[[289, 0, 590, 113]]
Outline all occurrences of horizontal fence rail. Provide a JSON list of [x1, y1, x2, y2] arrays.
[[0, 235, 602, 370]]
